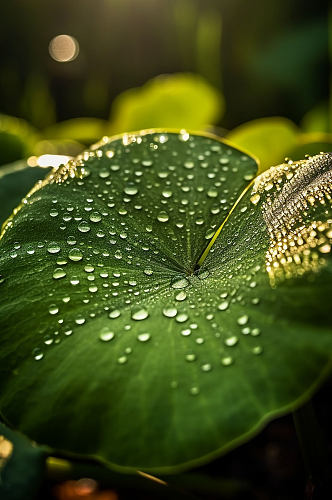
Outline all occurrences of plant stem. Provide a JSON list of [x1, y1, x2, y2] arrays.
[[292, 399, 330, 494]]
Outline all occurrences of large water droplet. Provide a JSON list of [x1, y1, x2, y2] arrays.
[[47, 242, 61, 254], [171, 276, 190, 289], [68, 248, 83, 262], [99, 328, 115, 342], [131, 307, 149, 321], [137, 333, 151, 342], [78, 221, 91, 233], [53, 268, 66, 279]]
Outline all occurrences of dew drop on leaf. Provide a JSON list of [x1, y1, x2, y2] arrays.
[[237, 315, 249, 326], [78, 221, 91, 233], [68, 248, 83, 262], [131, 307, 149, 321], [53, 268, 66, 279], [171, 277, 190, 289], [47, 242, 61, 254], [109, 309, 121, 319], [221, 356, 233, 366], [137, 333, 151, 342], [99, 328, 115, 342]]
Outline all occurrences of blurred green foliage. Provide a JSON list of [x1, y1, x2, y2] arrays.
[[226, 117, 299, 171], [0, 0, 328, 170], [0, 115, 40, 165], [0, 70, 330, 172], [0, 422, 46, 500], [108, 73, 224, 134]]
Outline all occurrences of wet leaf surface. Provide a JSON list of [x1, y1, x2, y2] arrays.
[[0, 131, 331, 473]]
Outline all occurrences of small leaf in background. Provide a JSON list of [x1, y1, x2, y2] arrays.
[[44, 118, 109, 146], [0, 162, 51, 226], [109, 73, 224, 134], [0, 422, 46, 500], [226, 116, 299, 171], [288, 132, 332, 160], [20, 73, 56, 130], [301, 102, 330, 134], [0, 115, 40, 166]]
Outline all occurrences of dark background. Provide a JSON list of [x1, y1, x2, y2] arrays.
[[0, 0, 328, 130]]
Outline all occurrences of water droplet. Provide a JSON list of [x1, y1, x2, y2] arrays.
[[252, 345, 263, 355], [68, 248, 83, 261], [224, 336, 238, 346], [117, 355, 127, 364], [53, 268, 66, 279], [176, 313, 188, 323], [78, 221, 91, 232], [157, 211, 169, 222], [131, 307, 149, 321], [171, 276, 190, 289], [90, 212, 102, 222], [109, 309, 121, 319], [189, 386, 200, 396], [33, 348, 44, 361], [218, 301, 229, 311], [67, 236, 77, 245], [207, 188, 218, 198], [175, 291, 187, 301], [185, 353, 196, 362], [47, 242, 61, 254], [250, 193, 260, 205], [178, 322, 191, 335], [237, 315, 248, 326], [124, 184, 138, 196], [137, 333, 151, 342], [162, 189, 173, 198], [184, 161, 194, 169], [163, 307, 177, 318], [99, 328, 115, 342], [75, 315, 86, 325], [221, 356, 233, 366], [48, 304, 59, 315], [201, 363, 212, 372]]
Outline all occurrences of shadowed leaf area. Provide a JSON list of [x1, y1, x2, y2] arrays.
[[0, 131, 331, 473]]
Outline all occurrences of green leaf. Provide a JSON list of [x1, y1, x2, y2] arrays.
[[44, 118, 109, 145], [0, 115, 40, 166], [109, 74, 224, 134], [0, 421, 46, 500], [287, 132, 332, 160], [227, 117, 299, 172], [0, 162, 51, 226], [0, 131, 331, 474], [301, 103, 330, 134]]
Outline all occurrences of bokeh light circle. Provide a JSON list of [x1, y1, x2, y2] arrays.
[[49, 34, 79, 62]]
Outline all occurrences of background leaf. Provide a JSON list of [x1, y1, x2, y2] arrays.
[[0, 115, 40, 166], [108, 74, 224, 134], [0, 421, 46, 500], [0, 162, 50, 226], [44, 118, 109, 146], [226, 117, 299, 171]]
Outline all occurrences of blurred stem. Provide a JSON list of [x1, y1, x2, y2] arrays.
[[292, 399, 329, 490]]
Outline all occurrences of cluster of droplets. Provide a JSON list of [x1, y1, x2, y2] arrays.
[[249, 153, 332, 284]]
